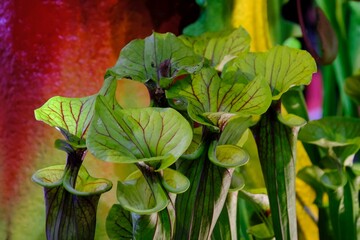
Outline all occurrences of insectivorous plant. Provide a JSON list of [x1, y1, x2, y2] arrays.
[[34, 27, 328, 240], [32, 77, 116, 239], [298, 117, 360, 240]]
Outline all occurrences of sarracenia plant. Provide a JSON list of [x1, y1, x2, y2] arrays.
[[298, 117, 360, 240], [32, 77, 117, 239], [34, 28, 317, 239]]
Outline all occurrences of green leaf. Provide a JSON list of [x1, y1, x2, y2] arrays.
[[237, 189, 273, 239], [297, 166, 347, 193], [320, 167, 360, 240], [320, 170, 347, 190], [161, 168, 190, 194], [339, 168, 360, 240], [131, 203, 175, 240], [211, 192, 238, 240], [282, 86, 309, 121], [32, 165, 112, 240], [182, 0, 233, 36], [34, 76, 117, 138], [34, 94, 94, 138], [203, 112, 235, 131], [180, 27, 251, 70], [182, 127, 205, 160], [32, 164, 112, 195], [175, 156, 233, 239], [115, 170, 176, 238], [237, 198, 252, 240], [238, 189, 270, 214], [229, 170, 245, 192], [208, 141, 249, 168], [238, 129, 265, 189], [116, 171, 169, 215], [218, 116, 256, 145], [347, 2, 360, 73], [227, 46, 317, 100], [282, 88, 322, 165], [32, 165, 64, 188], [299, 117, 360, 147], [108, 32, 202, 89], [55, 127, 87, 147], [106, 204, 133, 240], [248, 223, 274, 240], [299, 117, 360, 164], [251, 107, 298, 240], [351, 163, 360, 176], [87, 95, 193, 170], [63, 165, 113, 196], [344, 75, 360, 105], [166, 67, 271, 128], [277, 112, 307, 127]]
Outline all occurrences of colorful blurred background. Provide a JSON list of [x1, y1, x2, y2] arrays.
[[0, 1, 199, 238], [0, 0, 358, 239]]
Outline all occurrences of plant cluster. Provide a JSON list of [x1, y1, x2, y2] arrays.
[[33, 27, 359, 239]]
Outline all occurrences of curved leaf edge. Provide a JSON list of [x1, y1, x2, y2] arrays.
[[88, 95, 193, 171], [229, 170, 245, 192], [34, 76, 118, 138], [32, 164, 113, 196], [116, 176, 170, 215], [161, 168, 191, 194], [208, 141, 250, 168], [124, 167, 189, 198], [297, 165, 348, 191]]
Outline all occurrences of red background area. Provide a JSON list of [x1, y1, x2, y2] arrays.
[[0, 0, 198, 238]]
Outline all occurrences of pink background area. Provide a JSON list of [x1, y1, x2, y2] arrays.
[[0, 0, 196, 238]]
